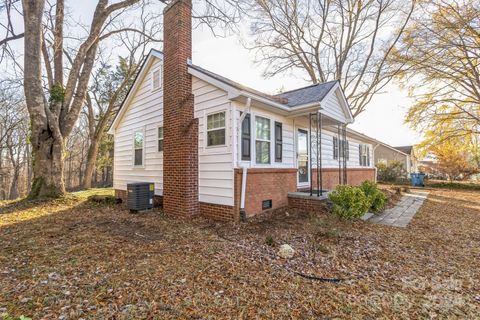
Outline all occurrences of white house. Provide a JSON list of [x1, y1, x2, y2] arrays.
[[108, 0, 376, 221]]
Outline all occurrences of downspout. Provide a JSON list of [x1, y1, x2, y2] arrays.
[[238, 98, 251, 222]]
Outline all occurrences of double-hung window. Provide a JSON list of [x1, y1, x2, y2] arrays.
[[359, 144, 371, 166], [134, 130, 144, 166], [157, 127, 164, 152], [255, 116, 271, 164], [207, 111, 226, 146], [333, 137, 349, 160]]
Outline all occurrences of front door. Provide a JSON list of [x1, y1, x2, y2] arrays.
[[297, 129, 309, 185]]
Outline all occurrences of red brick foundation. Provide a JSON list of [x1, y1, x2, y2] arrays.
[[114, 168, 374, 221], [287, 196, 329, 213], [310, 168, 376, 190], [199, 202, 236, 222], [234, 168, 298, 216], [234, 167, 375, 217]]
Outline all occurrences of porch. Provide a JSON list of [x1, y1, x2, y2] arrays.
[[291, 111, 350, 195], [285, 110, 351, 212]]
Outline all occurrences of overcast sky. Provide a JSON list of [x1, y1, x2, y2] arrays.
[[193, 29, 421, 147], [5, 1, 422, 147]]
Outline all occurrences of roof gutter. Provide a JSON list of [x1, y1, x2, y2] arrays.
[[231, 91, 292, 112]]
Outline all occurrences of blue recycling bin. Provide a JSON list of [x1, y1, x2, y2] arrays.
[[410, 173, 425, 187]]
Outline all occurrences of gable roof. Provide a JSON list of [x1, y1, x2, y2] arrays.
[[108, 49, 163, 134], [109, 49, 354, 133], [394, 146, 413, 155], [274, 81, 338, 107], [190, 63, 353, 123]]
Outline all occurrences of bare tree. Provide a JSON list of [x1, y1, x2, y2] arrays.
[[83, 14, 159, 189], [243, 0, 415, 117], [0, 82, 28, 200], [0, 0, 243, 199]]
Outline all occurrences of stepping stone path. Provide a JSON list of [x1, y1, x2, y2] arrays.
[[367, 191, 429, 228]]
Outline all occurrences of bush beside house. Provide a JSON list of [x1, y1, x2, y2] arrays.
[[328, 181, 387, 219], [376, 160, 407, 183]]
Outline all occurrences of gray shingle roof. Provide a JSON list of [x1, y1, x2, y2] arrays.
[[190, 64, 337, 107], [274, 80, 338, 107], [394, 146, 413, 154]]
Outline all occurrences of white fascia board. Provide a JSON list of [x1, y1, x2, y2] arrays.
[[108, 52, 160, 134], [188, 67, 240, 97], [321, 82, 354, 124]]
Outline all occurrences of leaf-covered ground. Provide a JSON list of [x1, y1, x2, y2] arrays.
[[1, 188, 479, 319]]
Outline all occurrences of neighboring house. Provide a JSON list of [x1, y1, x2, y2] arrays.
[[108, 0, 376, 222], [393, 146, 418, 173], [375, 144, 408, 171], [344, 129, 416, 177]]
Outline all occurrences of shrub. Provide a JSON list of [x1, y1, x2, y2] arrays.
[[360, 180, 387, 212], [328, 185, 370, 219], [376, 160, 406, 182]]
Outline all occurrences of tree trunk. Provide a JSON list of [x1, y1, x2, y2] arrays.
[[29, 134, 65, 198], [83, 136, 100, 189], [8, 168, 20, 200], [25, 142, 32, 193]]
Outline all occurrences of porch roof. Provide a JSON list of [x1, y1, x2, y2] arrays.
[[274, 81, 337, 107]]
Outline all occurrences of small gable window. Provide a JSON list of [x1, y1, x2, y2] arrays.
[[158, 127, 164, 152], [134, 130, 144, 166], [152, 69, 162, 91], [207, 112, 226, 146]]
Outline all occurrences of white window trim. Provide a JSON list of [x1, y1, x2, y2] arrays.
[[205, 110, 227, 148], [132, 127, 146, 168], [254, 115, 272, 165], [295, 126, 311, 187], [156, 124, 164, 154], [151, 67, 162, 92]]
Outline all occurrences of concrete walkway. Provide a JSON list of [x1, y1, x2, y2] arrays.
[[367, 191, 429, 228]]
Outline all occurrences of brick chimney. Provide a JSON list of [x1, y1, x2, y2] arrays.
[[163, 0, 199, 216]]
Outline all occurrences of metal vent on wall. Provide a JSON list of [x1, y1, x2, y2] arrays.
[[127, 182, 155, 212], [262, 199, 272, 210]]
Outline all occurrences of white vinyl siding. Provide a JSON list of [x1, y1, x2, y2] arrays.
[[114, 65, 235, 205], [113, 58, 164, 196], [321, 89, 349, 123], [193, 77, 234, 206]]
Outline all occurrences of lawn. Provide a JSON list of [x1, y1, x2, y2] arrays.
[[1, 189, 479, 319]]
